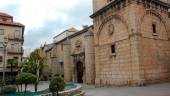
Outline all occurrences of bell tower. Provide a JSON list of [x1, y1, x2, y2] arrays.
[[91, 0, 170, 86]]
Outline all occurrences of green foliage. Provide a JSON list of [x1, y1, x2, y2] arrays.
[[16, 72, 37, 84], [7, 59, 18, 67], [22, 49, 44, 75], [16, 72, 37, 93], [0, 85, 16, 94], [49, 76, 65, 95], [20, 49, 45, 92], [6, 59, 19, 84]]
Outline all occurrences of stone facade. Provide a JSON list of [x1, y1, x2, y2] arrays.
[[91, 0, 170, 86], [0, 12, 24, 77], [41, 27, 95, 84], [42, 0, 170, 86]]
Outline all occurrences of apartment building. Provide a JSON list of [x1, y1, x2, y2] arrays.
[[0, 12, 24, 79]]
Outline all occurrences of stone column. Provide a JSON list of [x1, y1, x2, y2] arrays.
[[63, 40, 72, 82], [84, 28, 95, 84]]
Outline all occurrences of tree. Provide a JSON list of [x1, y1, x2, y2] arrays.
[[22, 49, 45, 92], [16, 72, 37, 93], [7, 59, 18, 82], [22, 49, 44, 75], [49, 76, 65, 96]]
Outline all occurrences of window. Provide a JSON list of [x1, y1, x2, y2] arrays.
[[50, 52, 52, 57], [11, 43, 19, 51], [2, 18, 7, 22], [14, 57, 19, 63], [0, 29, 4, 35], [0, 56, 2, 62], [15, 30, 20, 38], [111, 45, 116, 54], [60, 62, 63, 67], [152, 23, 156, 33], [11, 44, 14, 49], [15, 43, 19, 48], [0, 42, 3, 48], [61, 45, 63, 51]]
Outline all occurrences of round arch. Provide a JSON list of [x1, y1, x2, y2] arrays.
[[139, 9, 169, 35], [97, 15, 129, 45], [96, 14, 129, 45]]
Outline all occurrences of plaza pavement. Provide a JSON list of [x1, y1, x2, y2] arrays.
[[20, 81, 49, 92], [82, 83, 170, 96], [24, 81, 170, 96]]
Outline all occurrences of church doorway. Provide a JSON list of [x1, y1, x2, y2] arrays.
[[76, 61, 84, 83]]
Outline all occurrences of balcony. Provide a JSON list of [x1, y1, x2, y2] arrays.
[[8, 35, 24, 42], [6, 64, 19, 68], [7, 48, 23, 54]]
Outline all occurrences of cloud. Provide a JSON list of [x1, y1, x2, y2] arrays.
[[0, 0, 81, 29], [0, 0, 93, 50]]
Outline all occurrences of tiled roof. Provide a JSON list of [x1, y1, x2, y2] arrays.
[[66, 27, 78, 32], [53, 27, 78, 38], [0, 12, 24, 27], [43, 43, 54, 52], [0, 12, 13, 18], [54, 25, 93, 44], [0, 21, 24, 27]]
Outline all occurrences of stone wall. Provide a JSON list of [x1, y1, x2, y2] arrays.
[[93, 0, 107, 12], [93, 0, 170, 86], [52, 44, 64, 76]]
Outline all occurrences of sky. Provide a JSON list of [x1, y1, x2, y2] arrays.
[[0, 0, 93, 51]]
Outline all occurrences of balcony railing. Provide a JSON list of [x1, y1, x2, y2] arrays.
[[8, 35, 24, 41], [6, 64, 19, 68], [7, 48, 23, 54]]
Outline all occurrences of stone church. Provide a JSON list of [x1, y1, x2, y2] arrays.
[[41, 0, 170, 86]]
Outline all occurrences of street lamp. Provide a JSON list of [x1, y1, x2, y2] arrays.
[[2, 37, 8, 83]]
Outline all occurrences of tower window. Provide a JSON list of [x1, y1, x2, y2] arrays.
[[152, 23, 156, 33], [111, 45, 116, 54]]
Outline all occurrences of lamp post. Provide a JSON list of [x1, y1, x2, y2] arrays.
[[2, 37, 8, 84]]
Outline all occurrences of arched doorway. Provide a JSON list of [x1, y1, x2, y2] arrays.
[[76, 61, 83, 83]]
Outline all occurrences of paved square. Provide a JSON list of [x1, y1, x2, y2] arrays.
[[83, 83, 170, 96]]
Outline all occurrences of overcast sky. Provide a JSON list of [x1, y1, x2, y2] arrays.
[[0, 0, 93, 51]]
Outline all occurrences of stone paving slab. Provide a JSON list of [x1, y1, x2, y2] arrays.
[[82, 83, 170, 96]]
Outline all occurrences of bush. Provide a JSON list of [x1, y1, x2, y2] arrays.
[[16, 72, 37, 84], [16, 72, 37, 93], [0, 85, 16, 94], [49, 76, 65, 96]]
